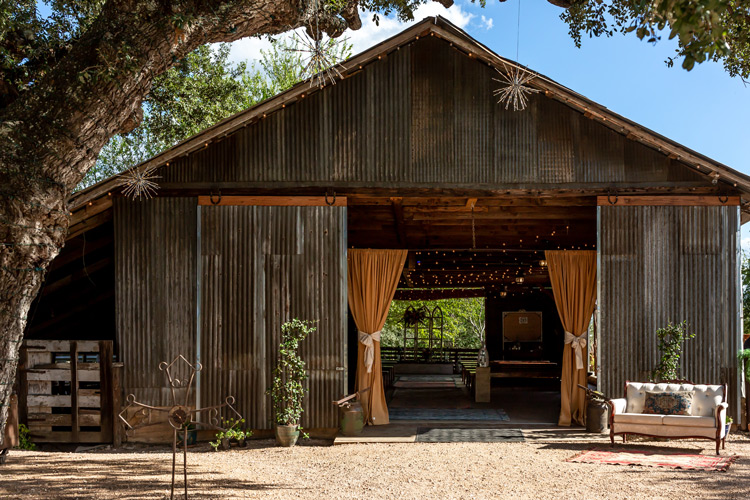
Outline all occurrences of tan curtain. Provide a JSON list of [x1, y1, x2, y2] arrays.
[[347, 249, 408, 425], [546, 250, 597, 427]]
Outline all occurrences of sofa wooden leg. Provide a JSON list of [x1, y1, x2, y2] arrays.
[[722, 438, 725, 450], [716, 439, 720, 455], [622, 434, 627, 443]]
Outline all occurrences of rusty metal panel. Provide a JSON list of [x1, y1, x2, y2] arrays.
[[114, 197, 197, 406], [599, 205, 741, 417], [199, 205, 347, 429], [150, 37, 707, 190]]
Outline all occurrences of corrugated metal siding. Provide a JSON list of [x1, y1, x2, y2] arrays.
[[199, 205, 347, 429], [599, 205, 741, 417], [114, 197, 197, 406], [158, 37, 705, 188]]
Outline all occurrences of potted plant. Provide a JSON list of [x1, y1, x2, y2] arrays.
[[725, 416, 733, 437], [209, 418, 251, 451], [650, 321, 694, 382], [267, 319, 316, 447]]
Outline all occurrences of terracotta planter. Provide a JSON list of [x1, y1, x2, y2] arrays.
[[275, 424, 300, 447]]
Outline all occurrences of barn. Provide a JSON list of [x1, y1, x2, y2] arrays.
[[24, 17, 748, 436]]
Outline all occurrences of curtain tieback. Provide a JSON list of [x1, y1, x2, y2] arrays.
[[358, 330, 382, 374], [564, 331, 587, 371]]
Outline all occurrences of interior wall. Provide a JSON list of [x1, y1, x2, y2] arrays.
[[485, 291, 564, 363]]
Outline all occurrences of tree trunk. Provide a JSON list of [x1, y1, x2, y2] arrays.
[[0, 0, 355, 444]]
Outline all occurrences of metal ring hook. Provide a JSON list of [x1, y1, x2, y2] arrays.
[[607, 193, 618, 205], [325, 190, 336, 206], [718, 194, 729, 204], [210, 189, 222, 205]]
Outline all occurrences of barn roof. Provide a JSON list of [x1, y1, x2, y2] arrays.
[[69, 15, 750, 215]]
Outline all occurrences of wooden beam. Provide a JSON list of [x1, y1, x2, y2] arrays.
[[69, 197, 112, 226], [597, 195, 740, 206], [197, 195, 347, 207], [66, 209, 112, 240], [394, 288, 486, 300]]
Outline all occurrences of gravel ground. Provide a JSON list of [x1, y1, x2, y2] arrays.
[[2, 433, 750, 499]]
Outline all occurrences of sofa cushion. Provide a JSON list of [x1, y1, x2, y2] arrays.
[[614, 413, 664, 425], [643, 390, 694, 415], [625, 382, 724, 417], [661, 415, 716, 428]]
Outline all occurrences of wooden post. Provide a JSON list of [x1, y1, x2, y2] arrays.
[[70, 341, 79, 443], [98, 341, 114, 444], [18, 345, 28, 427], [112, 364, 123, 448]]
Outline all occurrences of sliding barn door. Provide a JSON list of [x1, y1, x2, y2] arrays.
[[598, 203, 741, 417], [199, 204, 347, 429]]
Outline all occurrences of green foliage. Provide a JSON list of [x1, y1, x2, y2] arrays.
[[650, 320, 695, 382], [560, 0, 750, 78], [738, 349, 750, 381], [381, 298, 485, 349], [267, 319, 316, 427], [16, 423, 35, 451], [79, 36, 352, 188], [209, 417, 251, 451]]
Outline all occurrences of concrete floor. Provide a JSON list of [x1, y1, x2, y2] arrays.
[[335, 374, 584, 444]]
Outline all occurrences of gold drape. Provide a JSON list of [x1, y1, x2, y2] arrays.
[[347, 249, 408, 425], [545, 250, 597, 427]]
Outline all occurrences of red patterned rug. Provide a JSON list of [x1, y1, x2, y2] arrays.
[[568, 448, 737, 472]]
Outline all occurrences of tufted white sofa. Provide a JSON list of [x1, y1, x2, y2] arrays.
[[608, 381, 728, 454]]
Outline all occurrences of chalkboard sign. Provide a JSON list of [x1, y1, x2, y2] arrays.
[[502, 311, 543, 343]]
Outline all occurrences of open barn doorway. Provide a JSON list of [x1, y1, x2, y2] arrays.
[[347, 195, 597, 426]]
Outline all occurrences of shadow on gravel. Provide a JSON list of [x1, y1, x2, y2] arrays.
[[0, 453, 297, 499]]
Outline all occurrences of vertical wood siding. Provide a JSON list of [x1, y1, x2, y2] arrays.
[[199, 205, 347, 429], [599, 205, 741, 416]]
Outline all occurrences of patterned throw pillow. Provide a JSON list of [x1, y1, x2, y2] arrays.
[[643, 390, 694, 415]]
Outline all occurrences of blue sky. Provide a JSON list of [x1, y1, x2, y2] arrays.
[[229, 0, 750, 247]]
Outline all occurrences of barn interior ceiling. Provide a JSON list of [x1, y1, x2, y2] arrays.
[[347, 195, 597, 295]]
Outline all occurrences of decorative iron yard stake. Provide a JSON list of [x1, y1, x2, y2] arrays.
[[119, 355, 242, 499]]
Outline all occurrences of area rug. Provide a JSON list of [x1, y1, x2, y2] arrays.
[[416, 427, 524, 443], [393, 381, 457, 389], [397, 376, 457, 382], [389, 408, 510, 421], [567, 448, 737, 472]]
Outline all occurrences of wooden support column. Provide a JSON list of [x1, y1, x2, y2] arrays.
[[70, 341, 79, 443], [18, 345, 28, 427], [98, 341, 114, 444], [112, 364, 123, 448], [390, 197, 408, 247]]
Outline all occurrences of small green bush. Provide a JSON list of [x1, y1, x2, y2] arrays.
[[651, 320, 695, 382], [17, 424, 35, 451]]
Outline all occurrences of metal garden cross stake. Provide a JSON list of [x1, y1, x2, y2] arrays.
[[118, 355, 242, 499]]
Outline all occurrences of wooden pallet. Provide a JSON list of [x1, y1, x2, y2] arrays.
[[19, 340, 123, 445]]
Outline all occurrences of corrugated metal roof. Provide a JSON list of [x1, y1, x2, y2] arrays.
[[69, 16, 750, 211]]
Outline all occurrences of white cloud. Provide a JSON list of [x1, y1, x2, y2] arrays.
[[226, 3, 476, 66], [479, 15, 494, 30]]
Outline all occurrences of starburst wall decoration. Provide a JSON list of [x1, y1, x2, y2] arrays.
[[492, 63, 540, 112], [288, 27, 345, 88], [119, 167, 160, 199]]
